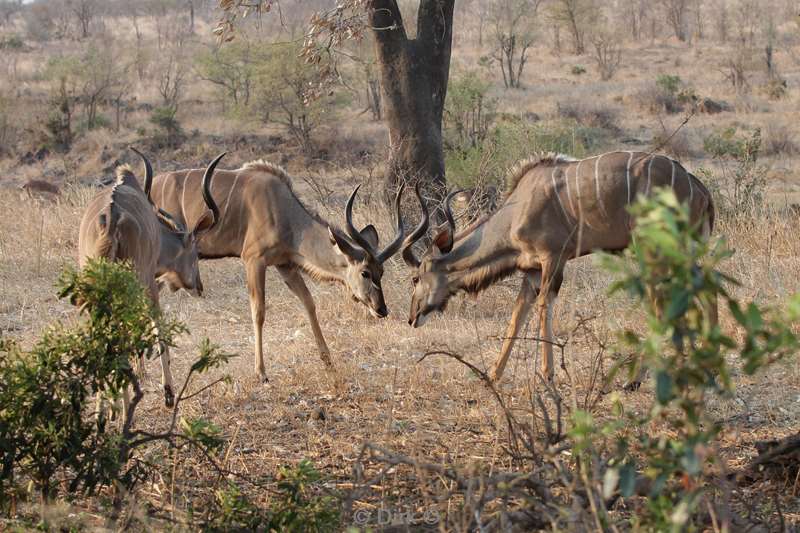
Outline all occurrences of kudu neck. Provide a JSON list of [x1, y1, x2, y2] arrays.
[[156, 229, 184, 276], [434, 208, 518, 294], [293, 219, 350, 284]]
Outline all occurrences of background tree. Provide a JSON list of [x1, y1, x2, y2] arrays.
[[0, 0, 22, 26], [487, 0, 543, 89], [218, 0, 457, 209], [547, 0, 597, 55], [661, 0, 689, 41], [68, 0, 100, 39]]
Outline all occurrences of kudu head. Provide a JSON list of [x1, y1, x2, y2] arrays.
[[401, 186, 462, 328], [130, 147, 222, 296], [327, 184, 407, 318]]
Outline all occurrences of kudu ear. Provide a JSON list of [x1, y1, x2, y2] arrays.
[[328, 227, 363, 262], [433, 226, 454, 254], [192, 209, 215, 236], [359, 224, 379, 250]]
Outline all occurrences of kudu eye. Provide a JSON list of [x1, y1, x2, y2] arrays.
[[360, 270, 371, 279], [412, 276, 419, 285]]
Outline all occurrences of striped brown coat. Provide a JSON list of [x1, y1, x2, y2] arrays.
[[402, 151, 715, 382], [150, 160, 408, 382]]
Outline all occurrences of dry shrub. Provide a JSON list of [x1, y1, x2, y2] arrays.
[[763, 125, 798, 157], [653, 127, 696, 160], [555, 99, 620, 132], [632, 84, 680, 114]]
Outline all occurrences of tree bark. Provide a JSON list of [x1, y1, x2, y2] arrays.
[[369, 0, 454, 211]]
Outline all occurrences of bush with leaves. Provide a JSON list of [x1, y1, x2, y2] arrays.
[[443, 69, 497, 153], [251, 42, 347, 154], [0, 259, 232, 517], [699, 127, 767, 215], [202, 460, 339, 532], [446, 116, 608, 190], [573, 190, 800, 530], [149, 105, 185, 148]]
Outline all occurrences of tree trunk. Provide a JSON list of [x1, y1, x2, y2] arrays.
[[369, 0, 454, 213]]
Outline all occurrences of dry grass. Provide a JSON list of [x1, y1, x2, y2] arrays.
[[2, 168, 800, 527], [2, 8, 800, 530]]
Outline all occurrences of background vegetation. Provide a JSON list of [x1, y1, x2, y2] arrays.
[[1, 0, 799, 530]]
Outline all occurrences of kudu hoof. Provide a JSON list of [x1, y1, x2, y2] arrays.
[[164, 385, 175, 408]]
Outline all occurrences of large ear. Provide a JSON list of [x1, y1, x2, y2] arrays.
[[328, 227, 364, 262], [359, 224, 379, 251], [192, 209, 215, 236], [433, 226, 453, 254]]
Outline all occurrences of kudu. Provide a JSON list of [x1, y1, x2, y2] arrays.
[[402, 151, 715, 383], [149, 160, 407, 382], [78, 149, 223, 406]]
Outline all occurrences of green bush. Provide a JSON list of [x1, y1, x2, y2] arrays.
[[446, 116, 608, 189], [702, 126, 747, 158], [701, 128, 766, 214], [203, 460, 339, 532], [0, 259, 182, 506], [0, 259, 232, 517], [576, 190, 800, 529], [149, 106, 185, 148], [656, 74, 682, 95], [571, 65, 587, 75], [444, 69, 497, 152], [0, 34, 24, 50]]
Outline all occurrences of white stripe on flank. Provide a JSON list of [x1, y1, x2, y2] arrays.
[[564, 161, 576, 214], [625, 151, 634, 205], [594, 153, 608, 217], [687, 169, 694, 203], [160, 175, 169, 205], [551, 166, 570, 221], [645, 155, 655, 196], [222, 172, 241, 226], [574, 158, 585, 224], [180, 174, 188, 220], [670, 158, 676, 189]]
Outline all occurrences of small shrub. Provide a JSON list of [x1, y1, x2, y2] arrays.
[[0, 260, 181, 505], [571, 64, 586, 75], [203, 460, 339, 532], [444, 69, 497, 151], [0, 259, 232, 516], [763, 124, 798, 156], [703, 126, 746, 159], [655, 74, 682, 95], [701, 128, 767, 214], [635, 74, 696, 115], [149, 106, 185, 148], [556, 99, 619, 131], [762, 79, 788, 100], [0, 34, 24, 50]]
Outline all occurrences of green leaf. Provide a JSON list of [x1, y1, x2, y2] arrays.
[[619, 462, 637, 498], [655, 370, 674, 405]]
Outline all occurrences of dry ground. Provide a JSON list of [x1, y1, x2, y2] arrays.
[[2, 168, 800, 528], [2, 10, 800, 529]]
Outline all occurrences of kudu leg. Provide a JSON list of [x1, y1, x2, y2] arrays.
[[537, 261, 564, 381], [150, 283, 175, 407], [488, 275, 537, 383], [245, 259, 268, 382], [277, 266, 332, 367]]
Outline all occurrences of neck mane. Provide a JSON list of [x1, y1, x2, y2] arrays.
[[434, 206, 519, 295]]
